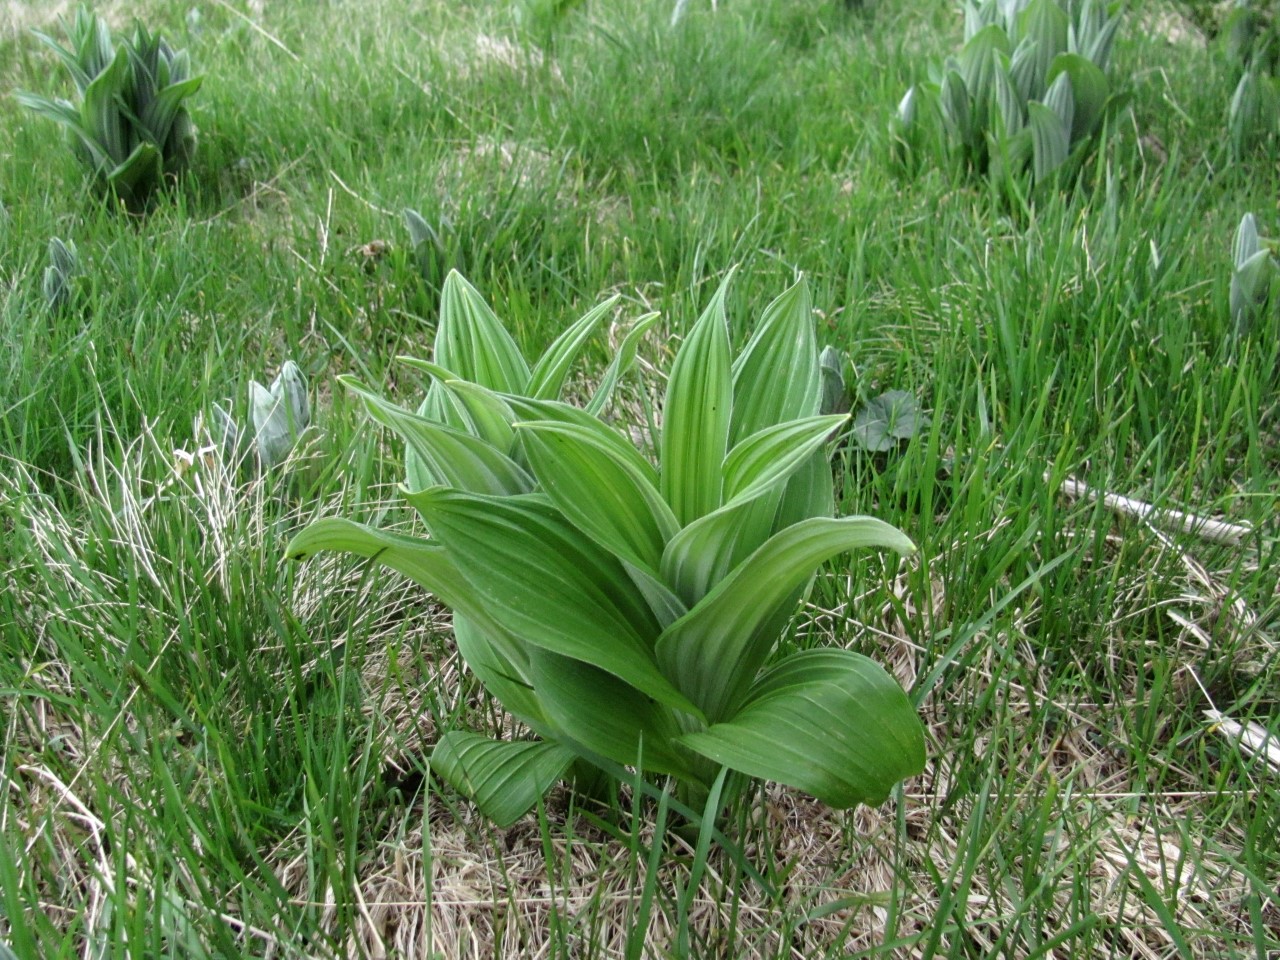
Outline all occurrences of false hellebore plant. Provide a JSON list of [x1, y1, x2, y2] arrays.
[[286, 271, 926, 826], [16, 6, 202, 211], [895, 0, 1123, 187]]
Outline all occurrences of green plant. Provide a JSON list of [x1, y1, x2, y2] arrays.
[[1224, 2, 1280, 155], [894, 0, 1124, 187], [212, 360, 311, 470], [1230, 213, 1278, 334], [15, 5, 202, 212], [42, 237, 79, 312], [287, 270, 925, 827]]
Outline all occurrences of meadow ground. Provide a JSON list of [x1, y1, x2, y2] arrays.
[[1, 0, 1278, 957]]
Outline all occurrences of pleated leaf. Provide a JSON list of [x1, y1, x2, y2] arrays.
[[1047, 52, 1107, 142], [655, 516, 916, 723], [1017, 0, 1069, 97], [730, 277, 820, 442], [431, 732, 575, 828], [404, 487, 703, 719], [679, 649, 926, 809], [527, 296, 620, 400], [435, 271, 531, 393], [958, 25, 1012, 133], [517, 419, 679, 572], [341, 376, 531, 495], [1041, 70, 1075, 141], [504, 396, 658, 487], [661, 276, 733, 525], [398, 357, 519, 452], [661, 495, 779, 608], [1028, 101, 1070, 181], [992, 61, 1025, 136], [722, 415, 847, 505], [284, 517, 474, 612], [586, 312, 661, 417], [453, 613, 547, 735], [1234, 213, 1262, 269], [527, 650, 702, 781]]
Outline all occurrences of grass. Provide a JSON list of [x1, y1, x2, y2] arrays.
[[1, 0, 1278, 956]]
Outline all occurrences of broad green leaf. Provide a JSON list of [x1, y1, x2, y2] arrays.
[[852, 391, 927, 452], [517, 419, 679, 572], [1234, 213, 1262, 269], [398, 358, 519, 451], [661, 495, 779, 608], [405, 208, 444, 252], [661, 275, 734, 525], [284, 517, 475, 612], [431, 731, 575, 828], [679, 649, 925, 809], [723, 415, 847, 505], [1231, 248, 1275, 332], [1017, 0, 1069, 97], [991, 61, 1025, 136], [527, 296, 620, 400], [435, 270, 531, 393], [1070, 0, 1119, 71], [663, 415, 844, 606], [527, 650, 702, 781], [82, 45, 131, 164], [1009, 37, 1041, 102], [730, 277, 821, 442], [1041, 70, 1075, 141], [624, 560, 689, 629], [774, 449, 837, 530], [1027, 101, 1069, 181], [33, 28, 95, 93], [106, 141, 162, 205], [404, 487, 703, 720], [440, 380, 518, 452], [1047, 52, 1107, 141], [586, 312, 661, 417], [655, 517, 915, 723], [940, 69, 973, 145], [138, 74, 202, 147], [819, 346, 849, 416], [504, 396, 658, 487], [453, 614, 547, 734], [958, 25, 1012, 133], [341, 376, 531, 495]]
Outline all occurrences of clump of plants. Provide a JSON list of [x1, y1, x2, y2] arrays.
[[287, 271, 925, 827], [1223, 1, 1280, 155], [42, 237, 80, 313], [212, 361, 312, 472], [1230, 213, 1278, 334], [894, 0, 1124, 188], [16, 5, 202, 212]]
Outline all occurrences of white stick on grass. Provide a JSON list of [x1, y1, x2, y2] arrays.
[[1204, 710, 1280, 773], [1054, 476, 1254, 545]]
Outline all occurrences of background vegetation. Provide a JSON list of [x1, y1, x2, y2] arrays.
[[1, 0, 1277, 956]]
